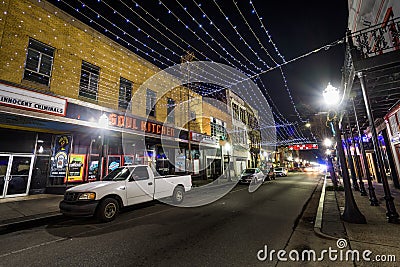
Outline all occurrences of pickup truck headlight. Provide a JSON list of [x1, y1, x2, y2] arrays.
[[78, 192, 96, 200]]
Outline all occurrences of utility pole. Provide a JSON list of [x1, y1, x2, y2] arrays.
[[181, 51, 195, 174]]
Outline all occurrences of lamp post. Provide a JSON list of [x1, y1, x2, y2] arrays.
[[324, 137, 338, 188], [98, 113, 109, 181], [323, 83, 366, 224], [181, 51, 195, 175], [225, 142, 231, 182]]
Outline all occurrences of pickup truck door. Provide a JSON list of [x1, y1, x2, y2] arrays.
[[126, 166, 155, 206]]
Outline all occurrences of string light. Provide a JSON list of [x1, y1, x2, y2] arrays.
[[11, 0, 336, 145]]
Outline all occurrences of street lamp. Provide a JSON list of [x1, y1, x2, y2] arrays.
[[323, 83, 366, 224], [225, 142, 231, 182], [323, 138, 333, 147], [98, 113, 109, 181]]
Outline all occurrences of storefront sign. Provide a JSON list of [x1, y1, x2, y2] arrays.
[[0, 83, 67, 116], [191, 132, 218, 145], [88, 157, 99, 181], [107, 155, 121, 173], [50, 135, 71, 177], [108, 113, 176, 137], [123, 155, 134, 165], [66, 154, 85, 182]]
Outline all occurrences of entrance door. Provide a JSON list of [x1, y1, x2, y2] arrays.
[[0, 154, 34, 198], [206, 157, 221, 179]]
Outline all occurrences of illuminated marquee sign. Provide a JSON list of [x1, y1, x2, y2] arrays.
[[0, 83, 67, 116], [288, 144, 319, 150], [108, 113, 176, 138]]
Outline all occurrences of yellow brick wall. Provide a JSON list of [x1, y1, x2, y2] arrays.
[[0, 1, 10, 50], [0, 0, 160, 112], [0, 0, 205, 132], [202, 101, 232, 136]]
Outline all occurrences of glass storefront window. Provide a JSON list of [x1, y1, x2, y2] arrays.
[[36, 133, 52, 155], [0, 129, 36, 153]]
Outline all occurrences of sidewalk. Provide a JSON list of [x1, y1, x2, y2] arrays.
[[0, 194, 64, 233], [278, 175, 400, 266], [325, 178, 400, 266]]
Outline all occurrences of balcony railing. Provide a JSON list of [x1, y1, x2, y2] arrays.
[[349, 17, 400, 59]]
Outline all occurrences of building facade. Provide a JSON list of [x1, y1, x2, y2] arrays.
[[0, 0, 266, 198], [343, 0, 400, 194], [0, 0, 203, 197]]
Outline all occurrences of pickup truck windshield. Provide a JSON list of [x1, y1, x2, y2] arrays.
[[102, 167, 131, 181]]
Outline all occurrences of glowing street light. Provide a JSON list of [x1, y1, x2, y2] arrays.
[[322, 82, 340, 106], [97, 113, 109, 180], [323, 138, 333, 147], [323, 83, 366, 224], [98, 113, 109, 129]]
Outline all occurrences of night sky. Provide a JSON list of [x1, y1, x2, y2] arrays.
[[45, 0, 349, 144]]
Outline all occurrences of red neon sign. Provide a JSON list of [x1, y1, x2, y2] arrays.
[[288, 144, 319, 150]]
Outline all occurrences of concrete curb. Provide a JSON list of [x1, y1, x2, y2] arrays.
[[313, 175, 340, 240], [0, 212, 63, 235]]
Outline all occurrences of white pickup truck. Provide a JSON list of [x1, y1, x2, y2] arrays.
[[59, 165, 192, 222]]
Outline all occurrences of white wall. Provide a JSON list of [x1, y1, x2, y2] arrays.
[[348, 0, 400, 32]]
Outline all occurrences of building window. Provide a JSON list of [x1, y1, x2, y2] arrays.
[[119, 77, 132, 109], [232, 102, 239, 120], [190, 110, 196, 121], [146, 89, 157, 117], [167, 98, 175, 124], [79, 61, 100, 100], [23, 38, 55, 86], [210, 117, 226, 140]]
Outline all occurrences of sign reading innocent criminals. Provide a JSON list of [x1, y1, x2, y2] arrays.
[[0, 83, 67, 116]]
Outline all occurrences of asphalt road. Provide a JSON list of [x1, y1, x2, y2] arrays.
[[0, 173, 322, 267]]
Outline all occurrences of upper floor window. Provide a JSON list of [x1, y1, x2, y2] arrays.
[[119, 77, 132, 110], [167, 98, 175, 124], [210, 117, 227, 140], [146, 89, 157, 117], [79, 61, 100, 101], [23, 38, 55, 86], [232, 102, 239, 120]]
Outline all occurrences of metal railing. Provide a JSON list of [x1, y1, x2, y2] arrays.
[[349, 17, 400, 59]]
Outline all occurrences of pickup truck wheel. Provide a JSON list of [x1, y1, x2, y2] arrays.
[[96, 198, 119, 222], [172, 186, 184, 204]]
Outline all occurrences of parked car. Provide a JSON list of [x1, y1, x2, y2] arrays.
[[60, 165, 192, 222], [273, 167, 288, 177], [239, 168, 265, 184], [262, 168, 276, 181]]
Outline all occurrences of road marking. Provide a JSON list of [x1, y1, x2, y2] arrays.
[[0, 238, 65, 258], [0, 207, 176, 258], [0, 179, 294, 258]]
